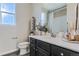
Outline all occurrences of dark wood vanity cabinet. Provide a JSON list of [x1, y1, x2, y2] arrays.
[[30, 37, 79, 56], [30, 37, 50, 56]]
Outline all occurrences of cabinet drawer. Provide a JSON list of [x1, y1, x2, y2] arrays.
[[37, 40, 50, 52], [60, 47, 79, 56], [51, 44, 61, 56], [51, 44, 79, 56], [30, 45, 36, 56], [59, 48, 71, 56], [51, 44, 71, 56]]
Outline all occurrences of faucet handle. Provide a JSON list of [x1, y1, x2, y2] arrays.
[[51, 33, 56, 37]]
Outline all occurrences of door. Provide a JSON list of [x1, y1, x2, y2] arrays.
[[0, 3, 17, 54]]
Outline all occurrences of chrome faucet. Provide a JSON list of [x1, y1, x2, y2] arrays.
[[51, 33, 56, 38]]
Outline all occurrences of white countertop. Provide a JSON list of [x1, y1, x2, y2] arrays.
[[29, 35, 79, 53]]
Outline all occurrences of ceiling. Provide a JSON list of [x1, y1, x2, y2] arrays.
[[42, 3, 66, 11]]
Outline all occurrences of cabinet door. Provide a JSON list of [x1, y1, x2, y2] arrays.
[[37, 40, 50, 53], [36, 47, 50, 56], [30, 38, 36, 56], [30, 37, 36, 45], [30, 44, 36, 56]]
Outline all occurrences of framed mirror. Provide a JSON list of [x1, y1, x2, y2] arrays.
[[47, 4, 67, 34]]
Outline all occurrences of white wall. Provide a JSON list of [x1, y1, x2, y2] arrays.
[[16, 3, 32, 42], [32, 4, 42, 25]]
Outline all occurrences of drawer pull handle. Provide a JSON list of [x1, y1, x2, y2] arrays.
[[35, 49, 37, 51], [34, 48, 35, 50], [60, 53, 64, 56]]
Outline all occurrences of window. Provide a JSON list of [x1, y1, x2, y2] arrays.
[[0, 3, 16, 25], [41, 12, 47, 26]]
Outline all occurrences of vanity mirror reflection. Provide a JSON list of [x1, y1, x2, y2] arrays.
[[33, 3, 79, 38], [47, 4, 67, 35], [38, 3, 68, 37]]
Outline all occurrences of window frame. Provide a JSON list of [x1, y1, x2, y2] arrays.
[[0, 3, 16, 25]]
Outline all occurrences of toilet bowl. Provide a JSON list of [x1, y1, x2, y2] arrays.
[[18, 42, 30, 55]]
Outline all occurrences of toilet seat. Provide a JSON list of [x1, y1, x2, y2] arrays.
[[18, 42, 30, 55], [19, 42, 30, 46], [18, 42, 30, 48]]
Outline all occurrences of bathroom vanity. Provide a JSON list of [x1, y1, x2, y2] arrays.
[[29, 3, 79, 56], [29, 35, 79, 56]]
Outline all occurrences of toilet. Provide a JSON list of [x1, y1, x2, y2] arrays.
[[18, 42, 30, 55]]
